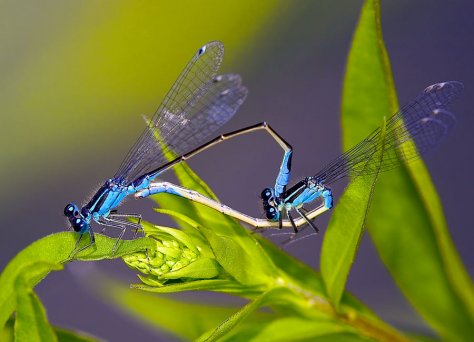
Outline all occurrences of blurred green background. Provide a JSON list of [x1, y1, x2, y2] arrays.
[[0, 1, 472, 340]]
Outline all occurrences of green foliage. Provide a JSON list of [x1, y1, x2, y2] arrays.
[[0, 1, 472, 341], [102, 279, 271, 341], [14, 263, 59, 342], [1, 317, 99, 342], [340, 0, 474, 340], [0, 233, 152, 340], [320, 117, 387, 308]]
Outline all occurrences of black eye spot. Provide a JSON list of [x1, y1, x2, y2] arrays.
[[69, 216, 86, 232], [198, 46, 206, 56], [265, 209, 278, 220], [64, 203, 79, 217], [261, 188, 273, 200]]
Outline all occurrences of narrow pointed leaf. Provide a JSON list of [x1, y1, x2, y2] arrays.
[[222, 317, 358, 342], [132, 279, 263, 295], [320, 145, 382, 307], [103, 279, 272, 341], [53, 327, 98, 342], [196, 288, 282, 342]]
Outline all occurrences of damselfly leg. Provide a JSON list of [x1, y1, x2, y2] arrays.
[[68, 230, 96, 259], [108, 212, 143, 238], [96, 218, 128, 254], [295, 207, 319, 233]]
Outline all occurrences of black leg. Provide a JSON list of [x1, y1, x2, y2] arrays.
[[112, 226, 127, 254], [97, 218, 127, 255], [74, 233, 83, 248], [69, 230, 96, 258], [295, 207, 319, 233], [287, 211, 298, 234], [68, 233, 83, 258], [108, 213, 143, 238], [110, 215, 149, 262]]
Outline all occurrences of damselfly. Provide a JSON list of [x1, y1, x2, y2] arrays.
[[65, 41, 302, 256], [64, 41, 254, 256], [137, 81, 462, 234]]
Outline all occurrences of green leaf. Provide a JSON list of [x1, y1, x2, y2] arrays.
[[321, 115, 388, 307], [341, 0, 474, 340], [254, 234, 326, 293], [174, 158, 220, 202], [159, 258, 221, 280], [320, 121, 384, 308], [298, 334, 374, 342], [196, 288, 282, 342], [0, 317, 14, 342], [222, 317, 357, 342], [0, 232, 153, 330], [53, 328, 98, 342], [133, 279, 262, 295], [14, 286, 57, 342], [14, 263, 61, 342], [102, 278, 272, 341], [2, 316, 98, 342]]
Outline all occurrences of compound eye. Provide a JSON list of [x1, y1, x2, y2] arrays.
[[265, 206, 279, 221], [64, 203, 79, 217], [261, 188, 274, 201], [69, 216, 86, 232]]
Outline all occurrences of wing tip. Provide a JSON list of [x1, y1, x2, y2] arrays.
[[197, 41, 225, 58], [423, 80, 464, 95]]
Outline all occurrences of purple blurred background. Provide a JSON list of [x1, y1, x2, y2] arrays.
[[1, 1, 472, 340]]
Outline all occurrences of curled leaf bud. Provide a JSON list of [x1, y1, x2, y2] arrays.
[[122, 224, 220, 286]]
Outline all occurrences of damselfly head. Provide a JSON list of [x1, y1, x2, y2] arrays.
[[261, 188, 280, 221], [64, 203, 79, 218]]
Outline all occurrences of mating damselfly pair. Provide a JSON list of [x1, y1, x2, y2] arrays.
[[64, 41, 462, 257]]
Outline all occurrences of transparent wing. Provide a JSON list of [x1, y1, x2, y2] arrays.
[[125, 73, 247, 182], [315, 81, 463, 185], [114, 41, 247, 184]]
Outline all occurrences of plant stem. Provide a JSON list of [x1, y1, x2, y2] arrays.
[[338, 310, 410, 342], [279, 278, 410, 342]]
